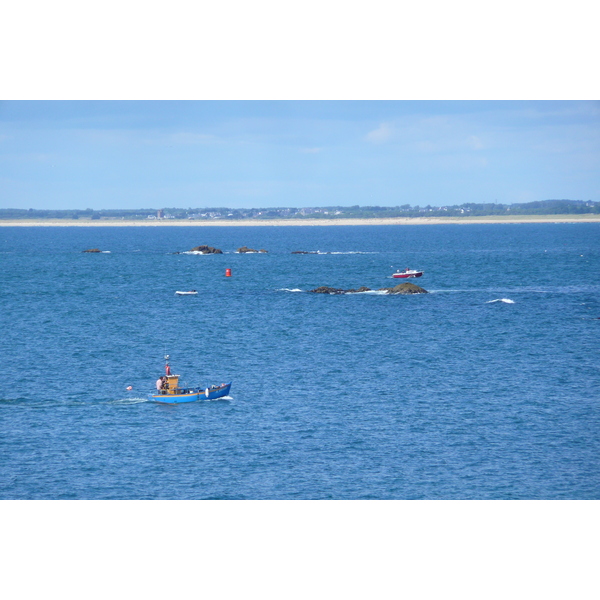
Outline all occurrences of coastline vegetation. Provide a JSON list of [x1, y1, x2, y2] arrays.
[[0, 199, 598, 222]]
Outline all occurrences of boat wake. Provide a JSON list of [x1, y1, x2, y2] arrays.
[[486, 298, 515, 304], [110, 397, 149, 404]]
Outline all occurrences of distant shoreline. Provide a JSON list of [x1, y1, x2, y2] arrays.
[[1, 215, 599, 227]]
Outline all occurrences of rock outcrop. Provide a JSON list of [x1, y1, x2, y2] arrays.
[[189, 245, 223, 254], [309, 283, 428, 294], [82, 248, 102, 253], [238, 246, 268, 253], [380, 283, 428, 294]]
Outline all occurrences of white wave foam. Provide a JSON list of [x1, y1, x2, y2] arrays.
[[279, 288, 304, 292], [295, 251, 376, 255], [101, 251, 111, 253], [342, 289, 388, 295], [206, 395, 233, 401], [486, 298, 515, 304]]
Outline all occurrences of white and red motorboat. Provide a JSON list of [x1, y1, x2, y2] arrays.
[[392, 268, 424, 279]]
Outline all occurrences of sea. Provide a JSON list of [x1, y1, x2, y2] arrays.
[[1, 223, 599, 499]]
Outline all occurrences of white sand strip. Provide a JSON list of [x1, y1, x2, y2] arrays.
[[1, 215, 599, 227]]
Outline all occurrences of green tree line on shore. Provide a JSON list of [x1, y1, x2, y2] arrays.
[[1, 200, 598, 221]]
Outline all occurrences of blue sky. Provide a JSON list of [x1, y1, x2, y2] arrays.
[[1, 101, 598, 210]]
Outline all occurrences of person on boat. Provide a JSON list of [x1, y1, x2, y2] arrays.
[[156, 377, 164, 393], [165, 363, 171, 376]]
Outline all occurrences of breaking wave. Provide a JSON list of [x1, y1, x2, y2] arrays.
[[278, 288, 389, 295], [486, 298, 515, 304]]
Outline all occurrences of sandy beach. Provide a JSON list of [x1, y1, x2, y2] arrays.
[[1, 215, 599, 227]]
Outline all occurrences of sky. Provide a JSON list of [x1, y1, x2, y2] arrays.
[[0, 100, 598, 210]]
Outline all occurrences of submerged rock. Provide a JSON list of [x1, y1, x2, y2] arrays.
[[309, 286, 372, 294], [82, 248, 102, 253], [310, 286, 347, 294], [189, 245, 223, 254], [309, 283, 428, 295]]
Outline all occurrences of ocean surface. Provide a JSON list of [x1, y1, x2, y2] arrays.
[[1, 223, 599, 499]]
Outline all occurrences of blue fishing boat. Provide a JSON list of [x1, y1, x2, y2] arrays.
[[148, 355, 232, 404]]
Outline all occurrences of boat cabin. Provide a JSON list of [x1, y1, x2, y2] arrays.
[[161, 374, 180, 395]]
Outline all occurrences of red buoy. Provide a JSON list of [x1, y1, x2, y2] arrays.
[[225, 268, 232, 277]]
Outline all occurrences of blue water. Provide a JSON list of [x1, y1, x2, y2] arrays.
[[1, 224, 599, 499]]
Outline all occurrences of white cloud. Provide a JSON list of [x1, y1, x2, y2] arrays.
[[365, 122, 392, 143], [169, 132, 215, 145], [467, 135, 484, 149], [416, 140, 439, 152]]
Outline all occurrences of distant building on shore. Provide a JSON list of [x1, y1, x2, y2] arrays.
[[157, 209, 164, 219]]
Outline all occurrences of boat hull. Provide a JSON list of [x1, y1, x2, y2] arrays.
[[392, 271, 423, 278], [149, 382, 231, 404]]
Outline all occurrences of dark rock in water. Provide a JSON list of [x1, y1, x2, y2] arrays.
[[259, 249, 268, 253], [190, 245, 223, 254], [310, 286, 347, 294], [238, 246, 268, 253], [342, 286, 373, 293], [309, 286, 373, 294], [83, 248, 102, 253], [309, 283, 428, 295], [379, 282, 428, 294]]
